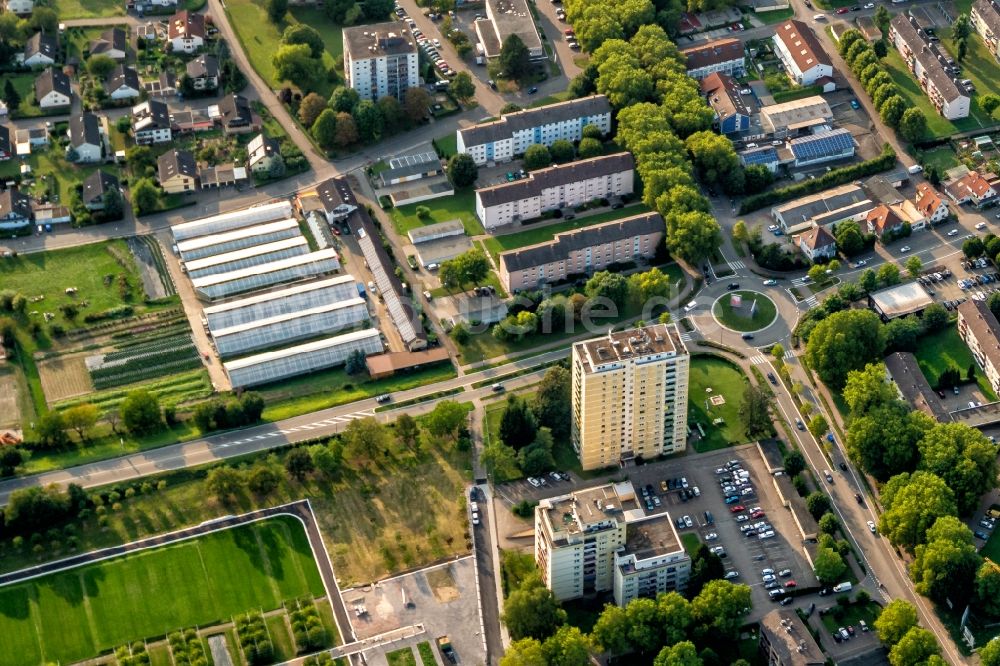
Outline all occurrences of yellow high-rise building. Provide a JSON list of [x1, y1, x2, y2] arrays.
[[571, 323, 690, 471]]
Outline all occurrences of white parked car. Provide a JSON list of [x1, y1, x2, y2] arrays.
[[868, 520, 877, 533], [762, 574, 776, 583], [900, 245, 911, 253], [763, 279, 777, 286], [683, 515, 694, 528], [527, 477, 541, 487], [705, 532, 719, 541], [948, 229, 959, 236], [977, 222, 988, 230]]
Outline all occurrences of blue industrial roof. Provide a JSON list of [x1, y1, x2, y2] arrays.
[[741, 147, 778, 165], [790, 129, 854, 160]]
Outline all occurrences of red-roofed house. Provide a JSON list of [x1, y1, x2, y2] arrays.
[[773, 20, 834, 85], [167, 10, 205, 54], [866, 204, 904, 238], [797, 225, 837, 261], [946, 171, 999, 208], [915, 182, 950, 222]]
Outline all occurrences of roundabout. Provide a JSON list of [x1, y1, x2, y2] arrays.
[[711, 290, 778, 333]]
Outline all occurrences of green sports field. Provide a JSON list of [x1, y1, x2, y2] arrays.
[[0, 515, 325, 666]]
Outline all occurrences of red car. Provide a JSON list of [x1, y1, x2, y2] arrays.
[[751, 511, 765, 519], [836, 7, 849, 13], [564, 29, 575, 36], [730, 505, 745, 513], [785, 580, 797, 588]]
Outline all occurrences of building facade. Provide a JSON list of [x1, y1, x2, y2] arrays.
[[343, 22, 419, 102], [132, 100, 172, 144], [571, 323, 689, 471], [457, 95, 612, 165], [701, 72, 754, 137], [958, 299, 1000, 396], [972, 0, 1000, 59], [915, 182, 950, 222], [890, 14, 970, 119], [681, 38, 745, 80], [475, 152, 634, 229]]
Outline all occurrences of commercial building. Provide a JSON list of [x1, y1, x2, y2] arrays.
[[475, 0, 543, 60], [498, 212, 664, 293], [681, 38, 745, 80], [771, 184, 870, 233], [212, 297, 369, 357], [171, 201, 293, 241], [868, 281, 934, 322], [534, 481, 690, 606], [475, 152, 635, 229], [184, 236, 310, 279], [571, 323, 689, 471], [758, 610, 824, 666], [365, 347, 451, 379], [191, 249, 341, 300], [973, 0, 1000, 59], [760, 96, 833, 137], [224, 328, 383, 388], [701, 72, 757, 137], [772, 20, 834, 85], [203, 275, 359, 330], [884, 351, 951, 422], [176, 219, 301, 262], [889, 14, 970, 120], [343, 22, 419, 102], [959, 299, 1000, 396], [740, 146, 782, 173], [788, 128, 855, 167], [457, 95, 613, 166]]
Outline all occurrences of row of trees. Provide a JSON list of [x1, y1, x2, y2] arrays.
[[305, 85, 433, 151], [875, 599, 948, 666]]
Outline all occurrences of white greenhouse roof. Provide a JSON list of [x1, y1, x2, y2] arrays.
[[176, 218, 300, 253], [202, 274, 358, 314], [184, 236, 308, 272], [224, 328, 381, 371], [191, 249, 339, 288]]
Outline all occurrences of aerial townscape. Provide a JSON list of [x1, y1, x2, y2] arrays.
[[9, 0, 1000, 663]]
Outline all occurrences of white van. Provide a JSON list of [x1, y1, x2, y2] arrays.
[[683, 300, 698, 313], [832, 582, 853, 592], [813, 13, 826, 20], [908, 164, 924, 174]]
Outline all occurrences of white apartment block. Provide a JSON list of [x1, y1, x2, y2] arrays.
[[475, 152, 634, 229], [772, 20, 834, 85], [680, 38, 746, 80], [535, 481, 690, 605], [972, 0, 1000, 60], [890, 14, 970, 120], [457, 95, 612, 166], [343, 22, 419, 102], [571, 323, 690, 471], [958, 300, 1000, 396]]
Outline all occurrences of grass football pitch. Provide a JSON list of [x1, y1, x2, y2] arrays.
[[0, 515, 325, 666]]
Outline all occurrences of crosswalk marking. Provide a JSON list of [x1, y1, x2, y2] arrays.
[[804, 296, 818, 308], [784, 350, 794, 360], [728, 259, 746, 271], [680, 332, 694, 342], [749, 354, 768, 365]]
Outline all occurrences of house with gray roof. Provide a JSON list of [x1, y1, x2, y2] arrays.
[[89, 27, 127, 60], [24, 32, 57, 67], [889, 14, 969, 119], [81, 169, 120, 210], [68, 113, 104, 163], [34, 67, 71, 110], [105, 65, 142, 101]]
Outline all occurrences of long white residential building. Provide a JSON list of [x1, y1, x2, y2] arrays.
[[203, 275, 359, 330], [225, 329, 383, 388], [176, 219, 302, 262], [535, 481, 690, 606], [343, 21, 419, 102], [171, 201, 293, 242], [185, 237, 310, 279], [772, 20, 834, 85], [192, 249, 341, 301], [212, 297, 369, 357], [889, 14, 970, 120], [475, 152, 635, 230], [457, 95, 612, 166]]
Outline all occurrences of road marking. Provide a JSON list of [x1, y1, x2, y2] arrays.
[[804, 296, 818, 308], [784, 350, 795, 360], [680, 332, 694, 342], [728, 259, 746, 270], [749, 354, 768, 365]]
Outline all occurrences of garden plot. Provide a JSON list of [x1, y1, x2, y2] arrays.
[[86, 333, 201, 390], [0, 369, 18, 429], [37, 353, 93, 403]]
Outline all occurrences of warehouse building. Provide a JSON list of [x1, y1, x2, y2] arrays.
[[867, 281, 934, 322], [759, 96, 833, 138], [203, 275, 360, 330], [225, 329, 383, 388], [171, 201, 293, 242], [185, 237, 310, 279], [212, 297, 369, 357], [176, 219, 302, 262], [788, 128, 855, 167], [192, 249, 341, 300]]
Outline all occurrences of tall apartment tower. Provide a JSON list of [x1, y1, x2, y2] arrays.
[[571, 323, 690, 471], [342, 22, 418, 102]]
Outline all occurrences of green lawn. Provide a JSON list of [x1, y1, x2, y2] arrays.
[[53, 0, 125, 18], [914, 326, 998, 401], [680, 532, 701, 555], [918, 146, 961, 173], [940, 26, 1000, 115], [386, 647, 418, 666], [433, 133, 458, 159], [0, 73, 43, 118], [688, 355, 751, 452], [480, 204, 653, 263], [430, 269, 507, 298], [712, 290, 778, 332], [416, 641, 437, 666], [755, 7, 795, 24], [389, 189, 485, 237], [0, 147, 122, 203], [528, 90, 573, 108], [818, 600, 882, 635], [981, 527, 1000, 563], [0, 516, 324, 666]]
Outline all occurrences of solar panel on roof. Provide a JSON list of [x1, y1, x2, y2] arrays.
[[741, 149, 777, 165], [388, 151, 437, 169], [790, 130, 853, 160]]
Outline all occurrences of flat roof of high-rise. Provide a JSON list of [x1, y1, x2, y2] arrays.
[[343, 21, 416, 60], [574, 323, 686, 374]]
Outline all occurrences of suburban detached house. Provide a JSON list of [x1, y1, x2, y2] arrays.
[[80, 169, 120, 210], [167, 10, 205, 54], [213, 94, 259, 134], [946, 170, 1000, 208], [0, 189, 33, 229], [0, 125, 11, 160], [866, 204, 905, 239], [89, 27, 127, 60], [246, 133, 281, 175], [915, 182, 950, 223], [185, 54, 219, 90], [34, 67, 72, 110], [133, 0, 178, 11], [131, 99, 172, 144], [798, 225, 837, 261], [105, 65, 143, 101], [68, 113, 104, 163], [157, 148, 198, 193], [3, 0, 34, 15], [24, 32, 58, 67]]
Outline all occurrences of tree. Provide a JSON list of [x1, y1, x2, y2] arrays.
[[273, 43, 324, 89], [875, 5, 891, 32], [447, 153, 478, 188], [121, 390, 162, 435], [898, 108, 929, 143], [285, 447, 315, 480], [880, 471, 958, 551], [627, 266, 673, 305], [361, 0, 394, 20], [982, 94, 1000, 115], [978, 559, 1000, 617], [982, 639, 1000, 666], [591, 604, 630, 655], [690, 580, 752, 641], [266, 0, 288, 22], [685, 130, 740, 186], [922, 303, 949, 332], [130, 178, 160, 215], [63, 403, 99, 443], [344, 416, 391, 461], [439, 248, 490, 289], [805, 309, 886, 389], [524, 144, 552, 170], [805, 491, 832, 520], [877, 262, 901, 287], [879, 95, 907, 127], [449, 71, 475, 102], [330, 85, 361, 113], [578, 137, 603, 159], [0, 447, 26, 476], [102, 188, 124, 221], [585, 271, 629, 308], [298, 92, 328, 128], [889, 627, 940, 666], [352, 99, 384, 143], [425, 400, 467, 441], [541, 625, 591, 666], [740, 384, 773, 440], [311, 441, 344, 478], [282, 24, 324, 58], [248, 465, 281, 495], [3, 79, 20, 112], [403, 87, 430, 123], [379, 96, 405, 135], [665, 210, 721, 263], [807, 264, 827, 284], [834, 220, 866, 256], [654, 641, 701, 666], [500, 638, 546, 666], [904, 255, 923, 278], [483, 441, 520, 481], [910, 516, 981, 604], [807, 414, 828, 441], [686, 544, 726, 599], [876, 599, 919, 645], [35, 411, 69, 448], [532, 366, 570, 441], [847, 404, 929, 481], [917, 422, 998, 515], [819, 512, 840, 534], [502, 578, 566, 641], [813, 545, 847, 583], [500, 34, 531, 80], [838, 29, 866, 56], [499, 395, 538, 451], [310, 108, 339, 149], [344, 349, 367, 375], [843, 362, 897, 416], [550, 139, 575, 163], [206, 467, 245, 502], [964, 236, 986, 258], [30, 7, 57, 33], [783, 449, 806, 477], [885, 316, 923, 352], [87, 54, 116, 79]]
